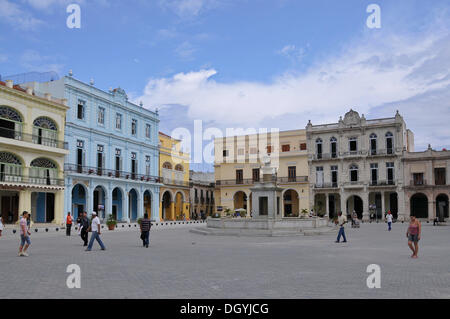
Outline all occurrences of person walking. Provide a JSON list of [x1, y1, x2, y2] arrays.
[[386, 210, 393, 231], [335, 212, 348, 243], [80, 211, 89, 247], [140, 213, 152, 248], [407, 215, 421, 258], [18, 211, 31, 257], [85, 212, 106, 251], [66, 212, 73, 236], [0, 216, 4, 237]]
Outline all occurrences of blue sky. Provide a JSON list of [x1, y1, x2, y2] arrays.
[[1, 0, 450, 170]]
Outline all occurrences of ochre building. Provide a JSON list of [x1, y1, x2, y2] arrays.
[[159, 132, 190, 220]]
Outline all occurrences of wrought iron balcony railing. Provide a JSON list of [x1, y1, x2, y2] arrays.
[[216, 176, 307, 186], [64, 164, 160, 183], [0, 173, 65, 186], [0, 127, 68, 150], [314, 182, 339, 189], [369, 180, 396, 186]]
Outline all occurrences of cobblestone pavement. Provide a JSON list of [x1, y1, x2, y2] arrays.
[[0, 222, 449, 299]]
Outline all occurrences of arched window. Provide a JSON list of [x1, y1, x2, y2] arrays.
[[349, 164, 358, 182], [0, 106, 23, 139], [369, 133, 377, 155], [385, 132, 394, 154], [33, 117, 58, 147], [316, 138, 323, 159], [175, 164, 184, 172], [163, 162, 172, 170], [30, 158, 58, 185], [0, 152, 22, 182], [330, 137, 337, 158]]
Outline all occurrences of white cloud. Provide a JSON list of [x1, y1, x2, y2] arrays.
[[0, 0, 43, 30], [19, 50, 64, 74], [277, 44, 307, 62], [137, 26, 450, 149], [159, 0, 219, 18], [174, 41, 196, 60]]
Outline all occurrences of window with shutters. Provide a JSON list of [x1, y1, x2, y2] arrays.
[[288, 166, 296, 182], [98, 107, 105, 125], [252, 168, 260, 182], [282, 144, 290, 152], [350, 164, 358, 182], [300, 143, 307, 151], [236, 169, 243, 184], [115, 113, 122, 130], [77, 100, 85, 120], [435, 168, 446, 185]]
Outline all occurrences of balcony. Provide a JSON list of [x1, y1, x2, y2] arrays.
[[368, 148, 396, 157], [369, 180, 396, 187], [314, 182, 338, 189], [216, 176, 307, 186], [64, 164, 160, 183], [312, 153, 338, 161], [409, 180, 428, 187], [0, 127, 68, 150], [277, 176, 308, 183], [0, 173, 65, 187], [343, 181, 364, 188], [341, 150, 365, 157]]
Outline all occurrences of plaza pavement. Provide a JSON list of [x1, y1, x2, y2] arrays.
[[0, 221, 449, 299]]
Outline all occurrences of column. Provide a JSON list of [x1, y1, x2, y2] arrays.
[[170, 201, 175, 221], [325, 193, 330, 218], [363, 192, 370, 222], [340, 191, 346, 215], [428, 197, 434, 222], [152, 191, 160, 222], [87, 186, 93, 216], [105, 188, 113, 221], [381, 192, 385, 218], [19, 189, 31, 218], [54, 190, 64, 225], [137, 191, 144, 219], [64, 183, 73, 217], [123, 191, 129, 222]]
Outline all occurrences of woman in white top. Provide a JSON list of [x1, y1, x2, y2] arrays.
[[0, 216, 4, 237]]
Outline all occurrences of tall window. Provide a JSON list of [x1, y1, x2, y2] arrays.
[[350, 164, 358, 182], [413, 173, 424, 186], [316, 166, 324, 186], [370, 163, 378, 185], [252, 168, 260, 182], [115, 113, 122, 130], [386, 132, 393, 154], [331, 166, 338, 187], [236, 169, 243, 184], [288, 166, 296, 182], [330, 137, 337, 158], [131, 152, 137, 179], [76, 140, 84, 173], [435, 168, 446, 185], [145, 155, 151, 176], [267, 145, 272, 154], [316, 138, 323, 159], [77, 100, 85, 120], [131, 119, 137, 136], [370, 133, 377, 155], [115, 148, 121, 176], [349, 137, 358, 153], [97, 145, 104, 176], [387, 162, 395, 184], [145, 124, 151, 139], [98, 107, 105, 125]]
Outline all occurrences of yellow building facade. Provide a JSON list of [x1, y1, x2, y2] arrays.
[[0, 80, 69, 225], [158, 132, 190, 220], [214, 129, 310, 217]]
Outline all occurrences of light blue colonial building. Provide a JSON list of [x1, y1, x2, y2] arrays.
[[26, 73, 161, 222]]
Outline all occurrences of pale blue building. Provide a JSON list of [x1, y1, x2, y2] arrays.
[[26, 73, 161, 222]]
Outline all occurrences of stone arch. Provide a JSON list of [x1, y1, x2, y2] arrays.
[[0, 105, 23, 122], [233, 190, 248, 211], [0, 151, 23, 165], [410, 193, 428, 218], [283, 189, 300, 217], [33, 116, 58, 130], [30, 157, 58, 169], [436, 193, 449, 219], [162, 162, 172, 169], [128, 188, 139, 221], [161, 190, 173, 220], [72, 183, 88, 218], [346, 194, 363, 219], [175, 164, 184, 171]]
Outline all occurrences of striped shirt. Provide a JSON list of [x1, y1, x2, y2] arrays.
[[141, 219, 152, 232]]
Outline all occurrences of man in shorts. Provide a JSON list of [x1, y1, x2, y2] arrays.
[[18, 211, 31, 257]]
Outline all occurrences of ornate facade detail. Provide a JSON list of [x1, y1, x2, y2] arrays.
[[0, 152, 22, 164], [30, 158, 57, 168], [33, 117, 57, 130], [0, 106, 22, 122]]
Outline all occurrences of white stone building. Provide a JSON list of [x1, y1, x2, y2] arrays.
[[306, 109, 414, 221]]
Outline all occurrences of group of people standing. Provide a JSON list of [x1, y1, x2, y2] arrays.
[[67, 212, 105, 251], [334, 210, 422, 258]]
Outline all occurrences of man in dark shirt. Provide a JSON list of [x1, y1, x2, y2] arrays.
[[80, 211, 89, 247], [140, 213, 152, 248]]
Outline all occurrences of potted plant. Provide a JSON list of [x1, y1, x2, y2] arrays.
[[106, 215, 117, 230], [300, 208, 309, 219]]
